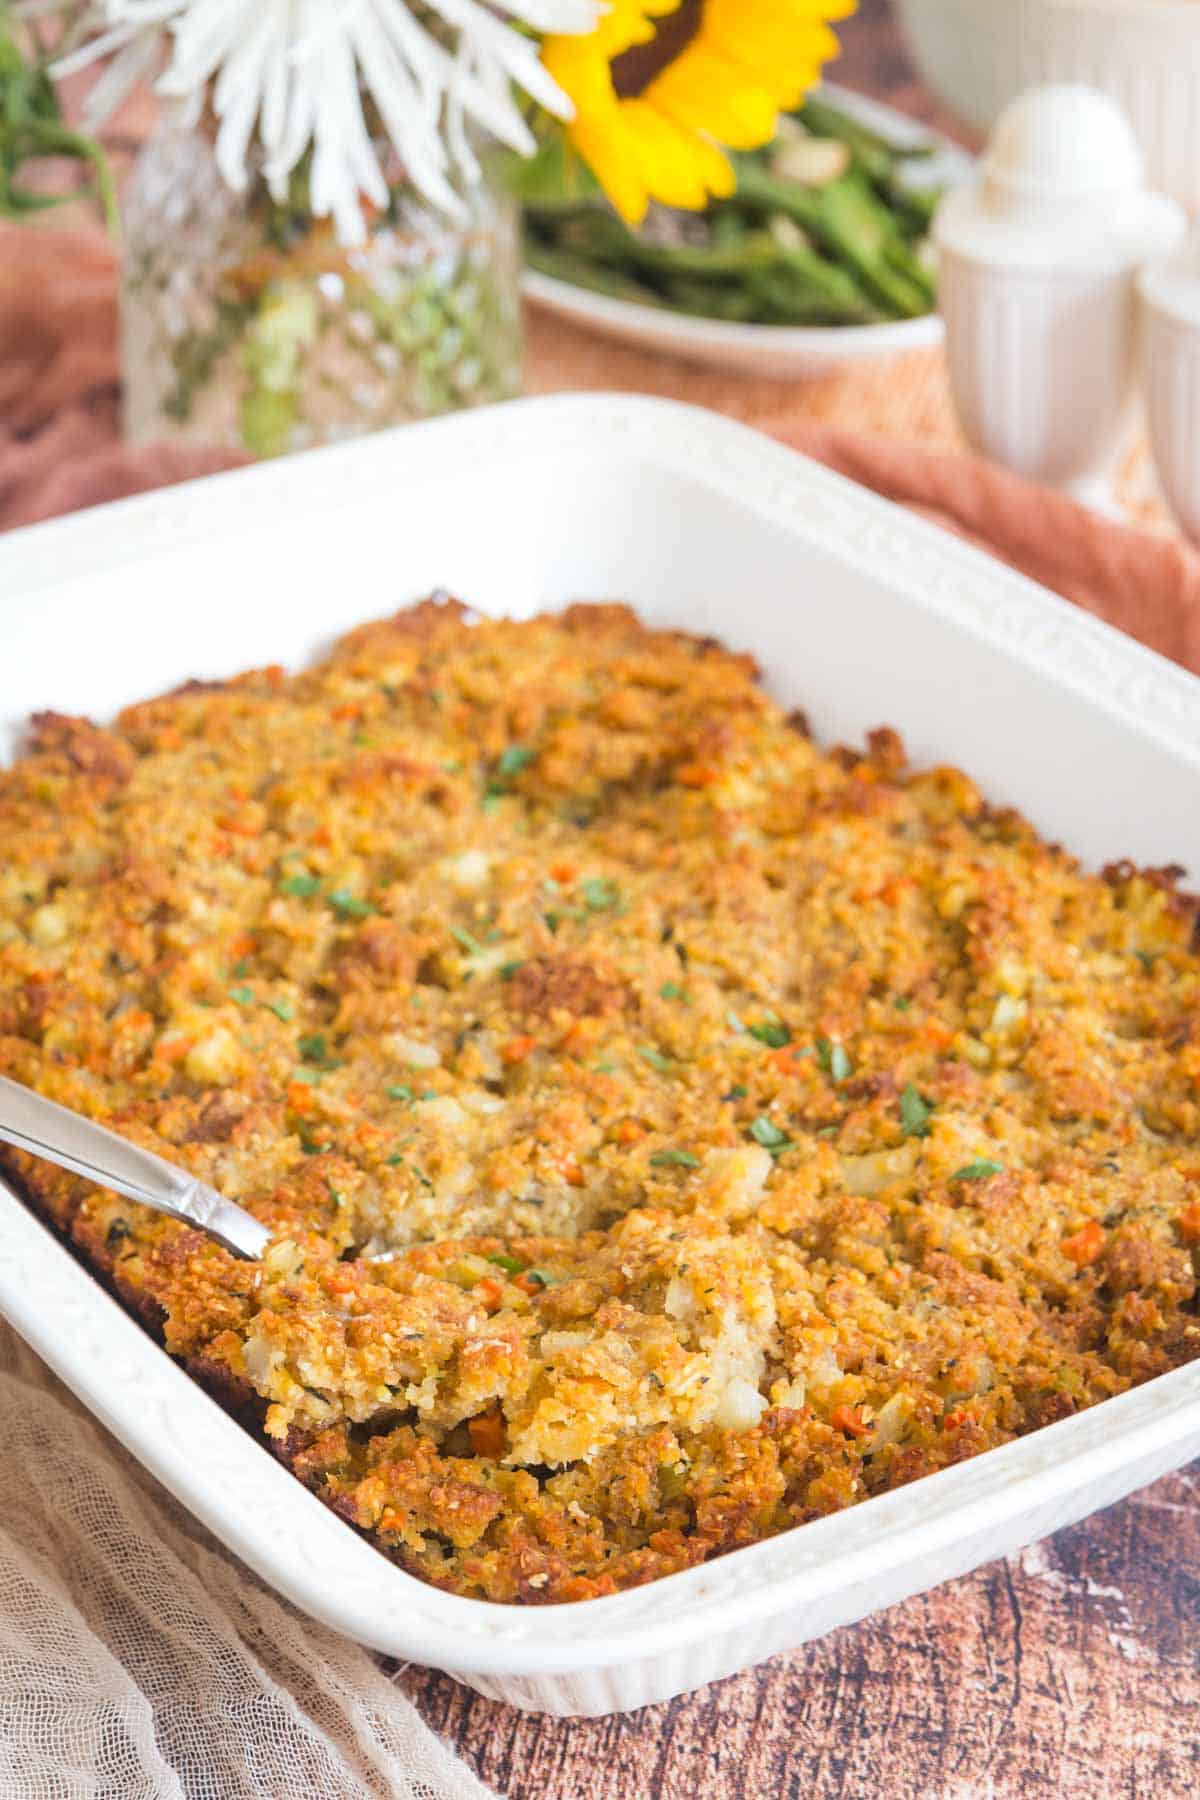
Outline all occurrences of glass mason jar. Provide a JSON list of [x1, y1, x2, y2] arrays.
[[120, 123, 524, 457]]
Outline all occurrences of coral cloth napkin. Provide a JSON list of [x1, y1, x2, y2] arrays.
[[6, 222, 1200, 674]]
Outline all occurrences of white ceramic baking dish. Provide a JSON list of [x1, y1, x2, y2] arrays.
[[1, 395, 1199, 1719]]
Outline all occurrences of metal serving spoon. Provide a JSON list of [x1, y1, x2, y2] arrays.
[[0, 1073, 270, 1260]]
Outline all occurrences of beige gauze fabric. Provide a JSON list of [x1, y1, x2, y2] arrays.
[[0, 1324, 500, 1800]]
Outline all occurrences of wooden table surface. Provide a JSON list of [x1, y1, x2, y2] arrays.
[[398, 8, 1200, 1795]]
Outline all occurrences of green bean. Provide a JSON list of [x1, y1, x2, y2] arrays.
[[746, 269, 871, 326], [525, 240, 666, 307], [658, 278, 763, 322], [761, 249, 881, 324], [731, 162, 932, 319], [510, 98, 946, 330], [890, 184, 941, 239], [796, 98, 933, 188], [558, 212, 781, 280]]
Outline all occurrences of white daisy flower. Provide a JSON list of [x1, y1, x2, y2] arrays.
[[47, 0, 599, 242]]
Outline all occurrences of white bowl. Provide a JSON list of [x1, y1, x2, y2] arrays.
[[521, 85, 972, 378], [895, 0, 1200, 214], [3, 396, 1200, 1716]]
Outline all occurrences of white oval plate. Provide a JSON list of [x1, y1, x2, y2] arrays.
[[521, 85, 973, 378]]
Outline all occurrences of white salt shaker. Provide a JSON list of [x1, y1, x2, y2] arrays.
[[934, 86, 1185, 502], [1139, 225, 1200, 544]]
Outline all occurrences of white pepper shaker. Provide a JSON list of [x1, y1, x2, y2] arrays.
[[1139, 225, 1200, 545], [934, 86, 1185, 503]]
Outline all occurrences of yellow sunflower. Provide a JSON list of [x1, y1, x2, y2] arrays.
[[543, 0, 857, 225]]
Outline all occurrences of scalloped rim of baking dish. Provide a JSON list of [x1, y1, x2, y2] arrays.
[[1, 395, 1199, 1710]]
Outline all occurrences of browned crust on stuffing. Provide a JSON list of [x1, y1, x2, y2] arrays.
[[1, 597, 1198, 1606]]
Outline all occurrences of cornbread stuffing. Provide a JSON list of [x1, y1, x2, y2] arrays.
[[2, 599, 1199, 1604]]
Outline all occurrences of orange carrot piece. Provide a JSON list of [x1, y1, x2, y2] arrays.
[[1176, 1200, 1200, 1245], [1061, 1220, 1106, 1268], [829, 1405, 872, 1439], [475, 1276, 505, 1311]]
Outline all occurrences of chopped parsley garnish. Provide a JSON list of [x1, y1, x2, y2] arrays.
[[724, 1084, 748, 1101], [499, 961, 524, 981], [264, 996, 295, 1023], [449, 923, 485, 956], [747, 1018, 790, 1049], [488, 1253, 524, 1275], [327, 1184, 347, 1210], [650, 1149, 701, 1169], [894, 996, 912, 1011], [1135, 950, 1158, 972], [544, 905, 586, 934], [581, 876, 620, 912], [327, 889, 374, 919], [291, 1067, 323, 1086], [899, 1083, 933, 1139], [750, 1116, 792, 1154], [638, 1045, 672, 1073], [279, 873, 321, 898], [524, 1269, 557, 1288], [387, 1083, 415, 1103], [228, 985, 255, 1007], [496, 745, 536, 780], [951, 1158, 1004, 1182], [485, 746, 537, 802], [388, 1155, 434, 1189], [659, 981, 687, 1001], [298, 1033, 331, 1064], [231, 958, 252, 979]]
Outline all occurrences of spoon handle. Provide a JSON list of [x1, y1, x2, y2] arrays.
[[0, 1073, 270, 1260]]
